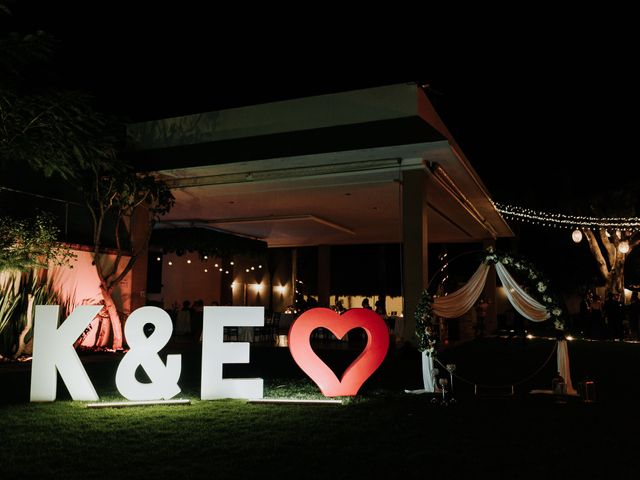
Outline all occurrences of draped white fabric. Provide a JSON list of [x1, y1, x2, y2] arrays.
[[404, 351, 436, 394], [410, 258, 576, 397], [421, 351, 436, 392], [557, 340, 577, 395], [432, 263, 490, 319], [495, 262, 550, 322]]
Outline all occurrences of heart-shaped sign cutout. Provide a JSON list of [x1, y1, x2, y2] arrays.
[[288, 308, 389, 397]]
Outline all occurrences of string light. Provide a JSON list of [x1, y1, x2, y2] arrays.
[[162, 257, 264, 274], [494, 201, 640, 230]]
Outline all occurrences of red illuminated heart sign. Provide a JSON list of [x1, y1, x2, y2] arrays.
[[288, 308, 389, 397]]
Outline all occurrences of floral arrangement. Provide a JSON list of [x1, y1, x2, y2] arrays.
[[415, 290, 438, 355], [414, 247, 565, 352], [482, 247, 565, 331]]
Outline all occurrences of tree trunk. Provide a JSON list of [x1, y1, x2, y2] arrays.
[[95, 307, 111, 348], [100, 284, 123, 350], [606, 252, 626, 296], [584, 228, 632, 297], [11, 293, 34, 359]]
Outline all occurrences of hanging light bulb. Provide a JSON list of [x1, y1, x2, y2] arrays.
[[619, 241, 630, 254], [571, 229, 583, 243]]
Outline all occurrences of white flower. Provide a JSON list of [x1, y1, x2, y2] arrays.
[[552, 308, 562, 316], [502, 257, 511, 265], [537, 282, 547, 293], [554, 319, 564, 330], [543, 295, 552, 303], [530, 273, 537, 280]]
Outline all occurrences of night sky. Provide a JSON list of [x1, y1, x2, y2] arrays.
[[4, 2, 640, 292], [6, 3, 637, 201]]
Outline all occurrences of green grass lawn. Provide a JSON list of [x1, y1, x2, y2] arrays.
[[2, 337, 640, 479]]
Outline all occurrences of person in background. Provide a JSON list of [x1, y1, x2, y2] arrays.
[[199, 300, 220, 342], [175, 300, 192, 336], [627, 292, 640, 339], [306, 295, 319, 309], [374, 298, 387, 316], [604, 292, 625, 341], [578, 289, 593, 338], [475, 297, 489, 337], [590, 294, 604, 340], [361, 298, 372, 310], [192, 299, 204, 341]]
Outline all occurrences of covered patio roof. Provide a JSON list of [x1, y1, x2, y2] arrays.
[[127, 83, 512, 247]]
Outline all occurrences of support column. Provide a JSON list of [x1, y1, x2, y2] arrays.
[[482, 238, 497, 334], [376, 244, 387, 314], [401, 168, 429, 345], [129, 205, 150, 314], [291, 249, 298, 310], [317, 245, 331, 308], [268, 249, 292, 313]]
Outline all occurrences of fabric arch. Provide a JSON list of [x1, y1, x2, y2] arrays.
[[412, 255, 573, 394], [495, 263, 550, 322]]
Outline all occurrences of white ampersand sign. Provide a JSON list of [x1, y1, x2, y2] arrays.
[[115, 306, 182, 400]]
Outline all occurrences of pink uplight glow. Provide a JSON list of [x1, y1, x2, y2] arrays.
[[43, 249, 133, 348]]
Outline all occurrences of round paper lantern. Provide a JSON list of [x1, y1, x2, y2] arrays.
[[571, 229, 583, 243], [619, 241, 630, 254]]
